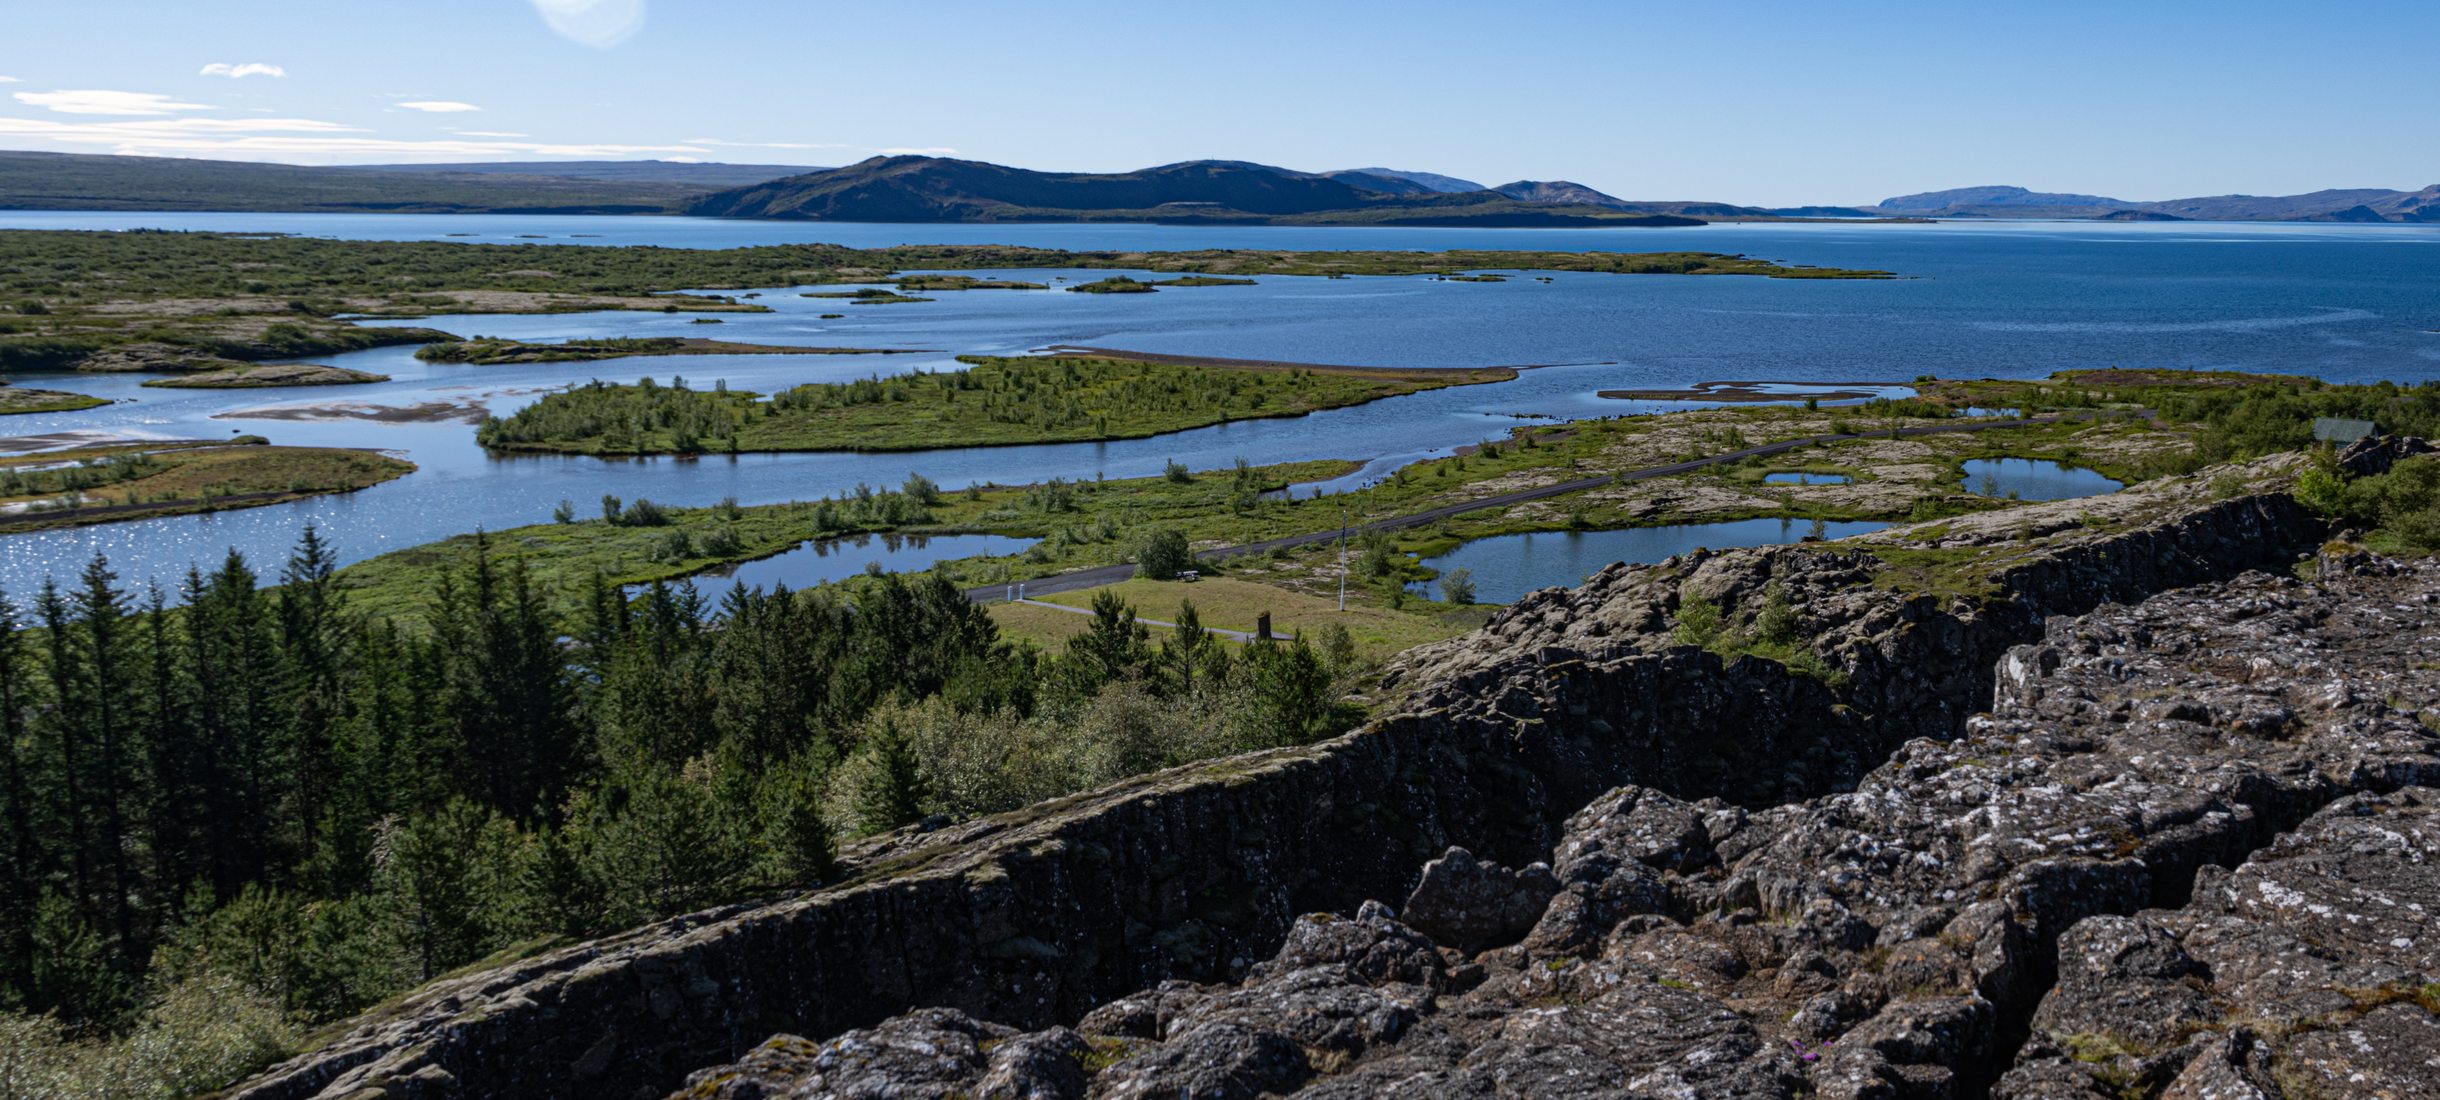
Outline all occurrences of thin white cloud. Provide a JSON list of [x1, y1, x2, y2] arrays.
[[533, 0, 646, 49], [397, 100, 481, 113], [877, 147, 957, 157], [0, 77, 20, 85], [200, 62, 286, 79], [0, 114, 706, 161], [685, 137, 847, 150], [14, 89, 213, 116], [453, 130, 529, 138], [0, 117, 362, 137]]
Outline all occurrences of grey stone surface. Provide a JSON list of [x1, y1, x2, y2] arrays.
[[673, 553, 2440, 1099]]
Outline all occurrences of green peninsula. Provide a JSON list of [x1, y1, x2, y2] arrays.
[[476, 353, 1514, 455]]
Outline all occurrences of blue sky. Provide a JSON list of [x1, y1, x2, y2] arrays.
[[2, 1, 2433, 206]]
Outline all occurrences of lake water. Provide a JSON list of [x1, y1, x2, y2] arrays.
[[632, 531, 1033, 602], [1411, 518, 1897, 605], [1958, 458, 2124, 501], [1, 213, 2435, 596], [1762, 471, 1853, 485]]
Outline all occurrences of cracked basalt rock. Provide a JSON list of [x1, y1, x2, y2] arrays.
[[1997, 788, 2440, 1099], [670, 555, 2440, 1099], [1397, 847, 1557, 951], [227, 462, 2354, 1100]]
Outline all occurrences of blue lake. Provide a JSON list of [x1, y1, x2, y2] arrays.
[[1, 214, 2435, 596], [632, 531, 1033, 603], [1763, 471, 1853, 485], [1959, 458, 2124, 501], [1411, 518, 1897, 605]]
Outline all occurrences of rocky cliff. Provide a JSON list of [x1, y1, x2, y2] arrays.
[[679, 548, 2439, 1098], [230, 453, 2394, 1100]]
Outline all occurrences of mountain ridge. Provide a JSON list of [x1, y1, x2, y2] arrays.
[[1874, 181, 2440, 222], [681, 155, 1704, 226]]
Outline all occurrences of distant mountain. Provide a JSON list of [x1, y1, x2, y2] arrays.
[[0, 150, 705, 213], [1328, 168, 1486, 194], [1873, 182, 2440, 222], [340, 160, 817, 188], [686, 156, 1701, 226], [2135, 186, 2440, 222], [1874, 185, 2133, 218], [1492, 180, 1632, 208]]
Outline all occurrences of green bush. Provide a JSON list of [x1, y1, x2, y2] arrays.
[[1135, 528, 1193, 580]]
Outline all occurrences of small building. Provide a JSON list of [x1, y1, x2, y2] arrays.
[[2312, 417, 2380, 444]]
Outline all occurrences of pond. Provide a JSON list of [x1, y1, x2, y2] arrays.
[[630, 531, 1033, 602], [1761, 471, 1853, 485], [1958, 458, 2122, 501], [1409, 517, 1895, 605]]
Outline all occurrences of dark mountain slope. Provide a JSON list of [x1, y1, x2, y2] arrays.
[[0, 150, 702, 213], [1328, 167, 1487, 194], [686, 156, 1702, 225]]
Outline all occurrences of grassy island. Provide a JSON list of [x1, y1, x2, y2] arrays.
[[801, 288, 933, 304], [1068, 276, 1160, 294], [0, 385, 107, 413], [477, 354, 1513, 455], [415, 336, 902, 365], [0, 439, 413, 532], [892, 275, 1048, 291], [140, 362, 387, 388]]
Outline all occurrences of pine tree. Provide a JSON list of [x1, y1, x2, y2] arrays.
[[753, 752, 835, 885], [279, 526, 348, 863], [69, 555, 143, 964], [848, 718, 929, 836], [0, 590, 38, 997]]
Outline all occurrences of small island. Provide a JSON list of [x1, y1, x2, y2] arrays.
[[0, 384, 108, 414], [414, 336, 913, 365], [1067, 275, 1262, 294], [890, 275, 1049, 291], [141, 362, 389, 388], [801, 288, 933, 305], [476, 353, 1516, 455], [1068, 276, 1160, 294], [0, 438, 415, 532]]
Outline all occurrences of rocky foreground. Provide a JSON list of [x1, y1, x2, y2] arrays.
[[677, 552, 2440, 1099], [230, 448, 2440, 1100]]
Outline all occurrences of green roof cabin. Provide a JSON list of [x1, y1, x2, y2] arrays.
[[2312, 417, 2380, 444]]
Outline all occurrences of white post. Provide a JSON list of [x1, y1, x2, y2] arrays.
[[1337, 507, 1348, 613]]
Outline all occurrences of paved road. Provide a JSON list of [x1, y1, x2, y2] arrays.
[[964, 413, 2095, 603]]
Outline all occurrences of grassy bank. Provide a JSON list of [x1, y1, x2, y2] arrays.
[[0, 440, 414, 532], [330, 457, 1355, 620], [475, 354, 1514, 455]]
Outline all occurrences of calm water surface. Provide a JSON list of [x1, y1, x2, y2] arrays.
[[632, 531, 1033, 604], [1412, 518, 1897, 605], [2, 214, 2434, 595], [1958, 458, 2125, 501]]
